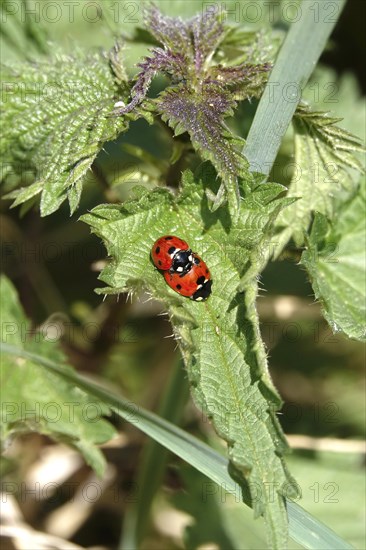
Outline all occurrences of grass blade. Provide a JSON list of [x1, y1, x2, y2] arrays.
[[1, 342, 353, 549], [243, 0, 346, 174]]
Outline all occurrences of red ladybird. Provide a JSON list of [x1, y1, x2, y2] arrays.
[[164, 253, 212, 301], [151, 235, 193, 274]]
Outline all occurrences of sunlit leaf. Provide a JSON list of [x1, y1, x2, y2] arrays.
[[301, 179, 366, 341], [1, 43, 130, 215], [81, 167, 299, 547]]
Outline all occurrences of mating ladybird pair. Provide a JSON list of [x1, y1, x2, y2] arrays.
[[151, 236, 212, 301]]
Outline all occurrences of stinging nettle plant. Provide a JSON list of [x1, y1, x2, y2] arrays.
[[1, 2, 365, 549]]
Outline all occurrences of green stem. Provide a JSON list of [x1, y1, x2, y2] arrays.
[[119, 356, 189, 549]]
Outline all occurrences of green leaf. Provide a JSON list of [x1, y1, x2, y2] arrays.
[[301, 180, 366, 342], [302, 68, 366, 142], [218, 25, 279, 68], [81, 167, 299, 548], [6, 181, 43, 208], [274, 106, 365, 251], [1, 43, 130, 216], [295, 104, 365, 172], [1, 341, 354, 550], [157, 83, 250, 203], [0, 275, 116, 475]]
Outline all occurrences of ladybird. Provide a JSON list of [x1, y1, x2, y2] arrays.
[[151, 235, 193, 274], [164, 253, 212, 301]]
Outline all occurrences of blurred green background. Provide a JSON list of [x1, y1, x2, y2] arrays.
[[1, 1, 365, 549]]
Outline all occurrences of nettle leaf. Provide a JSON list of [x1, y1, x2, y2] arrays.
[[209, 63, 271, 100], [115, 5, 271, 214], [302, 179, 366, 342], [219, 25, 279, 66], [275, 104, 365, 253], [119, 48, 188, 114], [189, 9, 226, 70], [296, 104, 365, 171], [143, 3, 193, 52], [157, 84, 245, 177], [81, 167, 299, 549], [1, 43, 130, 216], [0, 275, 116, 475]]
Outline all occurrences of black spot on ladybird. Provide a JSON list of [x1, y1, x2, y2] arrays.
[[192, 280, 212, 301], [155, 246, 160, 254], [158, 260, 162, 266], [168, 246, 176, 255], [165, 236, 173, 240], [196, 275, 205, 285], [176, 284, 182, 290]]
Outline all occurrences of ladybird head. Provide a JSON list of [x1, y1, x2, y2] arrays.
[[170, 249, 193, 275]]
